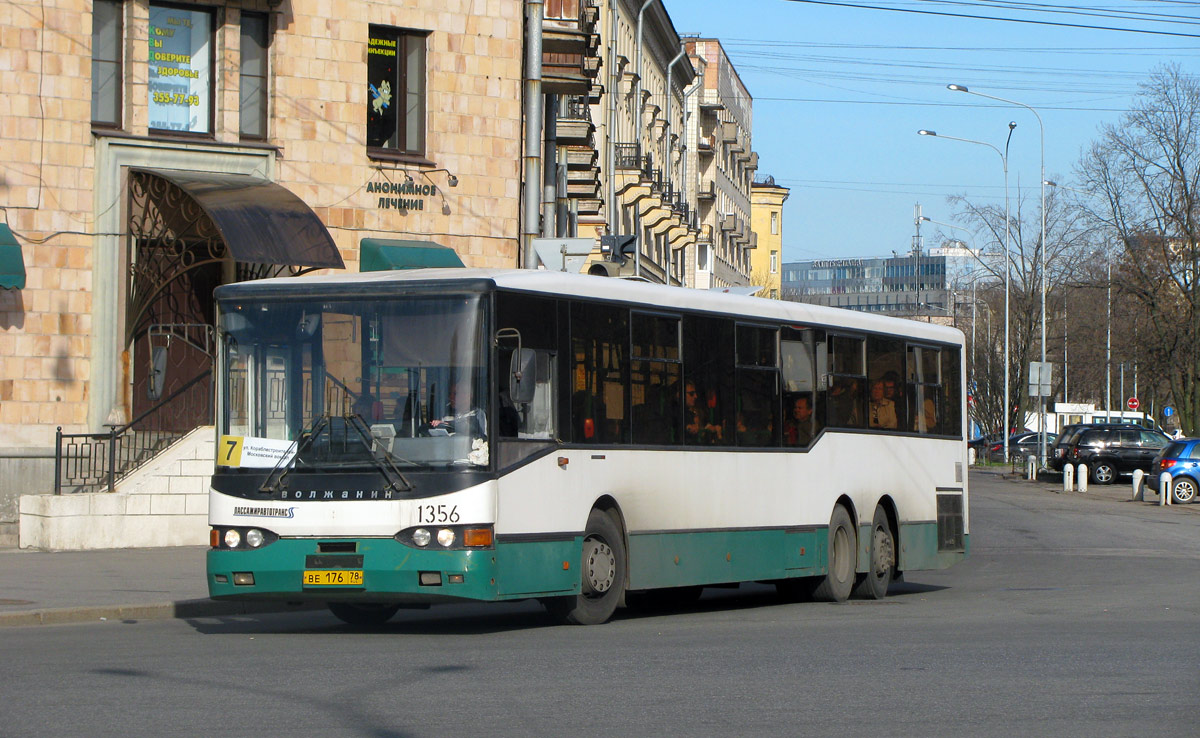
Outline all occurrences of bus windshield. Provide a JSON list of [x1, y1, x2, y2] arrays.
[[217, 293, 489, 470]]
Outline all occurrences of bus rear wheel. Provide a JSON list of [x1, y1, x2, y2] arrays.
[[545, 508, 626, 625], [811, 504, 855, 602], [327, 602, 401, 626], [852, 506, 895, 600]]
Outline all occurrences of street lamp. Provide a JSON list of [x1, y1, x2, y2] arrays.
[[949, 84, 1049, 466], [919, 124, 1016, 462]]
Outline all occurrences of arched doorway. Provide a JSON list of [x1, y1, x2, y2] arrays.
[[125, 169, 344, 430]]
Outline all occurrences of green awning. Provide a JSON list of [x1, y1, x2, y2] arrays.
[[0, 224, 25, 290], [360, 238, 464, 272]]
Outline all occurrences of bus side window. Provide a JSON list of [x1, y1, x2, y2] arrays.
[[496, 291, 560, 444]]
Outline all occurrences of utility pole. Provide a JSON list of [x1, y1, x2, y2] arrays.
[[913, 203, 924, 318]]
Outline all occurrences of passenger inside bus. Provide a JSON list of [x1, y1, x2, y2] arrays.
[[685, 380, 723, 444], [785, 393, 814, 446], [868, 379, 898, 430]]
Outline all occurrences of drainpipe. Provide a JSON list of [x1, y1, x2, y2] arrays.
[[677, 67, 702, 287], [542, 95, 557, 238], [633, 0, 653, 278], [522, 0, 545, 268], [606, 0, 619, 239]]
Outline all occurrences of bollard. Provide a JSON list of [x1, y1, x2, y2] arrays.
[[1063, 463, 1074, 493], [1026, 455, 1036, 480], [968, 447, 976, 465], [1077, 464, 1088, 493], [1160, 472, 1172, 506], [1132, 469, 1144, 501]]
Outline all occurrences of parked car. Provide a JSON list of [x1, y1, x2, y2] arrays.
[[968, 432, 1002, 460], [1148, 438, 1200, 503], [1050, 423, 1147, 473], [1063, 425, 1171, 484], [987, 432, 1058, 463]]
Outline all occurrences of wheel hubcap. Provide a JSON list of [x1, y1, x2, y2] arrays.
[[1097, 466, 1113, 482], [1176, 481, 1196, 502], [832, 526, 852, 581], [872, 527, 894, 578], [583, 536, 616, 595]]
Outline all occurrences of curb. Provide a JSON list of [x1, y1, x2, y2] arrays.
[[0, 598, 324, 628]]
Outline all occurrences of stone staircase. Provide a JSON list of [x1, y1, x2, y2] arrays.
[[18, 427, 214, 550]]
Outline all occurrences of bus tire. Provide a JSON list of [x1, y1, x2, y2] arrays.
[[852, 506, 895, 600], [327, 602, 401, 626], [545, 508, 626, 625], [811, 504, 856, 603]]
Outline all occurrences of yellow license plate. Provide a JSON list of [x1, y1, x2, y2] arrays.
[[303, 570, 364, 586]]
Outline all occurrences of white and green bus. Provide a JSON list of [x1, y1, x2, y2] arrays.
[[207, 268, 968, 625]]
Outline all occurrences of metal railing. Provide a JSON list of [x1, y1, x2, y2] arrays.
[[54, 370, 213, 495]]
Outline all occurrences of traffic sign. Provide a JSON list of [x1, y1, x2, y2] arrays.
[[1127, 397, 1139, 411], [1164, 406, 1175, 418]]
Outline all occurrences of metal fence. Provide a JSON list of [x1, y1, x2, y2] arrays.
[[54, 370, 213, 495]]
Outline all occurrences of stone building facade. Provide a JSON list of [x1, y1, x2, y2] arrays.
[[684, 37, 756, 290], [0, 0, 761, 545], [750, 175, 787, 300], [0, 0, 527, 536]]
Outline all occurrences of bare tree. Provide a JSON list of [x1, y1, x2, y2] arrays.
[[1077, 64, 1200, 435], [940, 181, 1093, 438]]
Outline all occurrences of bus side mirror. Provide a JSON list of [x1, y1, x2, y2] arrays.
[[509, 348, 537, 404]]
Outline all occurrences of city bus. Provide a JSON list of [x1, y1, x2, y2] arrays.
[[207, 268, 968, 625]]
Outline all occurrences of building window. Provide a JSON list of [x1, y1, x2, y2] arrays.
[[770, 211, 778, 235], [148, 4, 214, 134], [91, 0, 122, 127], [367, 26, 427, 155], [239, 12, 269, 139], [770, 251, 778, 274]]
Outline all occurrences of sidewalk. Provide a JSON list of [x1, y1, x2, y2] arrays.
[[0, 546, 315, 627]]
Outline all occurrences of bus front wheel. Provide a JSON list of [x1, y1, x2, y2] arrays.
[[544, 508, 626, 625], [852, 506, 895, 600], [811, 504, 855, 602]]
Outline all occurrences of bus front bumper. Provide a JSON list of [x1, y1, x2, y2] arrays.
[[207, 538, 499, 604]]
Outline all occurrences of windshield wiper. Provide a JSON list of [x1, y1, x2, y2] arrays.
[[344, 413, 415, 493], [258, 413, 330, 495]]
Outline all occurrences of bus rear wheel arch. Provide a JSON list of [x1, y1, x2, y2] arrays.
[[544, 507, 627, 625]]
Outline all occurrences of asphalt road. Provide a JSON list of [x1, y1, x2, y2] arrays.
[[3, 471, 1199, 737]]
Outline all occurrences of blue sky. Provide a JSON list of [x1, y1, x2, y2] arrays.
[[662, 0, 1200, 262]]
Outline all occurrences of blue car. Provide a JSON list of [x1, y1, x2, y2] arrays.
[[1149, 438, 1200, 504]]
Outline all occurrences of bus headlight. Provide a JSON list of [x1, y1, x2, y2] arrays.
[[412, 528, 431, 547], [224, 529, 241, 548], [245, 529, 264, 548], [437, 528, 456, 547]]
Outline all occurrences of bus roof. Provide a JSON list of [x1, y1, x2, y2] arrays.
[[217, 268, 964, 345]]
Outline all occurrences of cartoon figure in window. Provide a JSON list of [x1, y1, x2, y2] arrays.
[[370, 80, 392, 115]]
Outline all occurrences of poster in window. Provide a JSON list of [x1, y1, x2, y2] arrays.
[[147, 5, 211, 133], [367, 32, 398, 148]]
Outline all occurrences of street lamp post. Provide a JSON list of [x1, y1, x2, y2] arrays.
[[919, 124, 1016, 462], [949, 84, 1049, 467]]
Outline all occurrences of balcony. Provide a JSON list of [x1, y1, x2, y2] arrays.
[[721, 213, 736, 231], [720, 121, 738, 143], [696, 180, 715, 200], [556, 96, 594, 144], [746, 151, 759, 170], [542, 0, 602, 95]]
